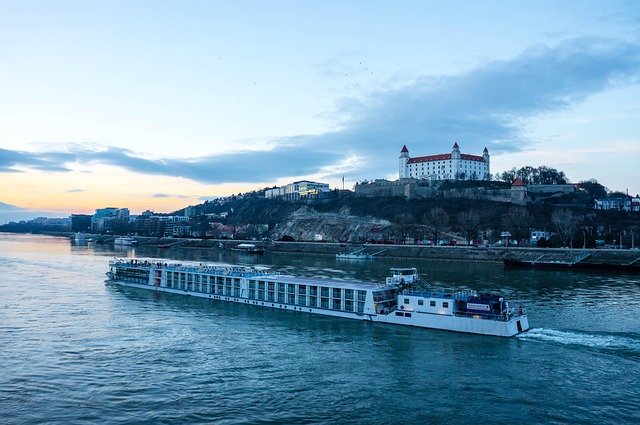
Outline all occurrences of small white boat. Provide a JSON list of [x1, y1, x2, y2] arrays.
[[231, 243, 264, 254], [114, 237, 137, 246], [336, 252, 373, 259], [336, 247, 372, 260]]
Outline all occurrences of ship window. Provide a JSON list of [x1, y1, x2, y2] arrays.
[[332, 288, 341, 299], [418, 299, 424, 305], [344, 300, 354, 312], [321, 287, 329, 297], [332, 299, 342, 310], [321, 298, 329, 309], [357, 291, 367, 302], [310, 286, 318, 296], [404, 298, 409, 304], [443, 302, 449, 308], [287, 284, 295, 294], [344, 289, 354, 300], [258, 282, 265, 291], [405, 313, 412, 318], [309, 296, 317, 307], [288, 294, 295, 304], [298, 285, 306, 295], [430, 301, 436, 307], [298, 295, 307, 306]]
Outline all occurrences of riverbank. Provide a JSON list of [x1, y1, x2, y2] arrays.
[[144, 235, 640, 265], [39, 232, 640, 266]]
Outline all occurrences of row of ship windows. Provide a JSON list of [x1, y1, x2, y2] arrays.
[[166, 272, 240, 287], [115, 269, 150, 284], [163, 281, 366, 312], [404, 298, 449, 308], [164, 273, 369, 301]]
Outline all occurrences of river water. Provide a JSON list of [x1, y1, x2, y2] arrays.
[[1, 233, 639, 424]]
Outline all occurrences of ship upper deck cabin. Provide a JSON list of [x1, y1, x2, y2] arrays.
[[108, 259, 400, 316]]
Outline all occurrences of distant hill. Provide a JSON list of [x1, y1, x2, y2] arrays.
[[177, 191, 637, 246], [0, 201, 65, 224]]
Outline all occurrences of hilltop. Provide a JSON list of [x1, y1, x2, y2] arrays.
[[179, 187, 638, 248]]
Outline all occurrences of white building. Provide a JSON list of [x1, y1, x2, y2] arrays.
[[399, 143, 490, 181], [530, 230, 550, 245], [594, 197, 632, 211], [265, 180, 330, 200]]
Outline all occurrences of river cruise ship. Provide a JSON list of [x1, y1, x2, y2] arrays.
[[105, 259, 529, 337]]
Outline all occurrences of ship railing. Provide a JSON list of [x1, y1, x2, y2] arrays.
[[454, 306, 525, 322], [109, 259, 278, 278], [407, 288, 475, 299]]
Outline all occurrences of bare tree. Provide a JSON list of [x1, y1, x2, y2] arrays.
[[502, 207, 532, 243], [394, 213, 415, 244], [457, 210, 481, 244], [496, 168, 518, 184], [551, 209, 580, 248], [423, 207, 450, 244]]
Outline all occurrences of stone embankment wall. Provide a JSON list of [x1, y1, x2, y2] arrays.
[[173, 239, 640, 264]]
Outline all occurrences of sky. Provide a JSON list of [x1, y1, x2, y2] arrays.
[[1, 0, 639, 222]]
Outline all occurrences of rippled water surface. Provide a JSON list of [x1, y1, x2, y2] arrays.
[[1, 234, 639, 424]]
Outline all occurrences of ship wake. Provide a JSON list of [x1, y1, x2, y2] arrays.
[[517, 328, 640, 356]]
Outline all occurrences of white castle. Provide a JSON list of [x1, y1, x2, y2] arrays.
[[399, 143, 490, 181]]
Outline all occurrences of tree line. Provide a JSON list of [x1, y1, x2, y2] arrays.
[[494, 165, 568, 185]]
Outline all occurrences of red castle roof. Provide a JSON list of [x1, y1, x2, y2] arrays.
[[408, 153, 485, 163], [512, 178, 526, 187]]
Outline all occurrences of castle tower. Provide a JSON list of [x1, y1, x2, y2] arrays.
[[451, 142, 461, 178], [399, 145, 409, 179], [451, 142, 461, 159], [482, 147, 490, 179]]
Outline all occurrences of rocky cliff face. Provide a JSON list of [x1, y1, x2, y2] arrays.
[[272, 206, 393, 242]]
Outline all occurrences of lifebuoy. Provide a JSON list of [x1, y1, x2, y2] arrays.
[[400, 305, 405, 310]]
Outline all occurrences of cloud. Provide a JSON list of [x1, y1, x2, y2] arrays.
[[153, 193, 189, 199], [1, 37, 639, 185], [0, 148, 74, 173], [66, 189, 85, 193], [0, 201, 23, 212]]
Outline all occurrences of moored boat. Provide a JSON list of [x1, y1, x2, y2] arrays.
[[105, 259, 529, 337], [231, 243, 264, 254], [114, 237, 137, 246]]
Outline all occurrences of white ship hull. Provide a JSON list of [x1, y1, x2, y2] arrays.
[[106, 260, 528, 337]]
